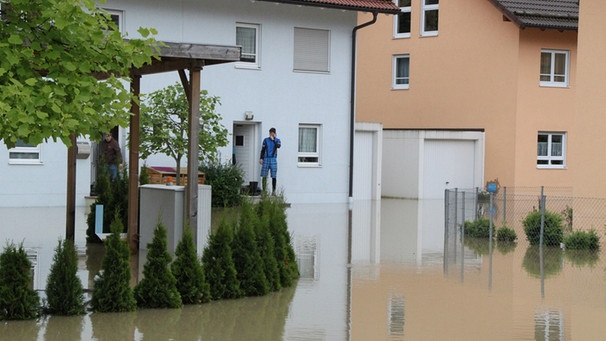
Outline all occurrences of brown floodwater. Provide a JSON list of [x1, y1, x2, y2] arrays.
[[1, 199, 605, 340]]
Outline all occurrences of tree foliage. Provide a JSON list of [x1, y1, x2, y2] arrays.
[[44, 239, 85, 316], [0, 0, 158, 147], [0, 243, 40, 320], [172, 226, 210, 304], [202, 220, 241, 300], [134, 222, 182, 309], [90, 213, 137, 313], [139, 82, 229, 184]]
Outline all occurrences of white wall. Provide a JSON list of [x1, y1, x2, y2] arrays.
[[109, 0, 358, 204]]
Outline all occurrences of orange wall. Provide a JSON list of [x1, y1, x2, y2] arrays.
[[356, 0, 581, 193]]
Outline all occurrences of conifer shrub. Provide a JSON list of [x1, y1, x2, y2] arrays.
[[90, 213, 137, 313], [0, 243, 40, 320], [232, 200, 269, 296], [172, 226, 210, 304], [254, 206, 281, 292], [134, 222, 182, 309], [563, 229, 600, 250], [44, 239, 85, 315], [523, 210, 563, 246], [496, 225, 517, 242], [202, 220, 242, 300], [258, 195, 299, 287], [463, 218, 491, 238], [86, 165, 129, 243]]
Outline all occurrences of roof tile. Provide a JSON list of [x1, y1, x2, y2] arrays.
[[489, 0, 578, 30], [257, 0, 401, 14]]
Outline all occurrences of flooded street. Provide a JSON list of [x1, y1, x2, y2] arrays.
[[2, 199, 606, 340]]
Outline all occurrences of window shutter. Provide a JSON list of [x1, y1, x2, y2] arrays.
[[294, 28, 329, 72]]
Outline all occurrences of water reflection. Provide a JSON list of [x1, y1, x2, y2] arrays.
[[3, 200, 606, 340]]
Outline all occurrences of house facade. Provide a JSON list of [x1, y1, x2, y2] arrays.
[[355, 0, 601, 199], [0, 0, 398, 207]]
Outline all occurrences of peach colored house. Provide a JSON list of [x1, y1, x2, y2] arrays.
[[354, 0, 606, 199]]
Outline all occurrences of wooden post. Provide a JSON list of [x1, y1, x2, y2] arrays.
[[65, 133, 77, 241], [187, 66, 201, 241], [128, 74, 142, 254]]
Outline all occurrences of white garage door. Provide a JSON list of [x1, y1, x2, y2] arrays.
[[422, 139, 476, 199]]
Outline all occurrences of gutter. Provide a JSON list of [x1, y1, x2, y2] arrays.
[[349, 12, 379, 200]]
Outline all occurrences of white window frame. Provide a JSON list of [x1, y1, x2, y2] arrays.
[[393, 0, 412, 39], [293, 27, 330, 73], [102, 9, 124, 33], [236, 23, 260, 69], [537, 132, 566, 169], [393, 54, 410, 90], [298, 124, 321, 167], [8, 140, 42, 165], [420, 0, 439, 37], [540, 49, 569, 88]]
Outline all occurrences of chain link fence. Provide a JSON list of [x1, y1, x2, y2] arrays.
[[445, 186, 606, 247]]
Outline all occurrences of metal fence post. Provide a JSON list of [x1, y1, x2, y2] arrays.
[[540, 187, 545, 247], [502, 186, 507, 224]]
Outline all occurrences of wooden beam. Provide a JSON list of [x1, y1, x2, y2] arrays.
[[65, 133, 77, 241], [127, 75, 142, 254], [187, 66, 201, 240]]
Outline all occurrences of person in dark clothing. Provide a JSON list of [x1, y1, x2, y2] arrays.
[[259, 127, 281, 194], [101, 133, 123, 180]]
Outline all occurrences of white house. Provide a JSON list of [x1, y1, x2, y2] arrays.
[[0, 0, 398, 208]]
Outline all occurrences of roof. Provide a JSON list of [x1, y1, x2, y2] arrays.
[[256, 0, 401, 14], [488, 0, 578, 31]]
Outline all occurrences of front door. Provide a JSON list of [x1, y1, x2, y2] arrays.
[[233, 123, 259, 184]]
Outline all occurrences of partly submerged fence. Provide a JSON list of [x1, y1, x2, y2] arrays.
[[445, 186, 606, 246]]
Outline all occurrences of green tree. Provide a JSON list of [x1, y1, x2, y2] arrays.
[[44, 239, 85, 315], [0, 243, 40, 320], [232, 200, 269, 296], [0, 0, 158, 147], [134, 222, 182, 309], [90, 213, 137, 313], [202, 220, 241, 300], [139, 82, 229, 185], [172, 226, 210, 304]]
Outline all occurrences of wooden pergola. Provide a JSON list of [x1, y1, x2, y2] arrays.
[[65, 41, 241, 252]]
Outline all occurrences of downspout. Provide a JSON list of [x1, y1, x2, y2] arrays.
[[349, 12, 378, 201]]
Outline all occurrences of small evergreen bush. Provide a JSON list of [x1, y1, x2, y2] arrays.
[[44, 239, 85, 315], [134, 222, 182, 309], [172, 226, 210, 304], [87, 164, 129, 243], [90, 213, 137, 313], [496, 226, 517, 242], [200, 161, 244, 207], [202, 220, 242, 300], [463, 218, 491, 238], [254, 207, 281, 292], [563, 229, 600, 250], [523, 210, 563, 246], [0, 243, 40, 320], [232, 200, 270, 296]]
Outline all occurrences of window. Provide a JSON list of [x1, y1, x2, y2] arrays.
[[421, 0, 439, 36], [540, 49, 569, 87], [236, 23, 260, 68], [294, 27, 330, 73], [393, 54, 410, 89], [9, 139, 41, 164], [102, 9, 123, 32], [394, 0, 411, 38], [298, 124, 321, 165], [537, 132, 566, 168]]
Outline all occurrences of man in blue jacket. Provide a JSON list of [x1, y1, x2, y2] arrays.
[[259, 127, 281, 195]]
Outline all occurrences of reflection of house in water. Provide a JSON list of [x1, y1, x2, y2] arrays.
[[294, 235, 320, 280]]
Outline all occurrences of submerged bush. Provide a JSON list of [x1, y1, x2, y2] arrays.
[[523, 210, 563, 246], [44, 240, 85, 316], [134, 222, 182, 309], [463, 218, 491, 238], [172, 226, 210, 304], [496, 226, 517, 242], [563, 229, 600, 250], [0, 243, 40, 320]]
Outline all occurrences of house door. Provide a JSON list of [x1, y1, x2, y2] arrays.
[[233, 123, 258, 184]]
